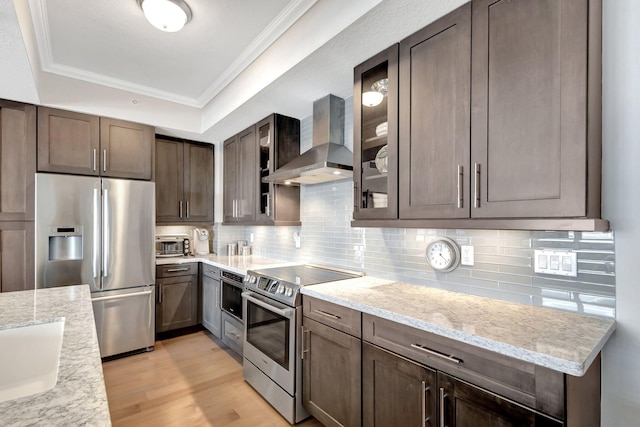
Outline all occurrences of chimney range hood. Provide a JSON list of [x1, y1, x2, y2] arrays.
[[263, 94, 353, 185]]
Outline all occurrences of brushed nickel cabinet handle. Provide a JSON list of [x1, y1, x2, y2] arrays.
[[439, 388, 446, 427], [300, 325, 309, 360], [167, 267, 190, 272], [103, 149, 107, 172], [186, 201, 190, 219], [353, 182, 359, 211], [313, 309, 341, 320], [158, 283, 163, 304], [474, 162, 481, 208], [422, 381, 428, 427], [457, 165, 464, 209], [410, 343, 462, 364], [179, 201, 183, 218], [92, 149, 97, 172]]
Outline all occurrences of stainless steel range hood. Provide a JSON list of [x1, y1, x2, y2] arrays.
[[263, 94, 353, 185]]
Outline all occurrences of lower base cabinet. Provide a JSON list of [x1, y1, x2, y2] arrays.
[[201, 265, 221, 339], [155, 264, 198, 333], [221, 312, 243, 355], [363, 343, 436, 427], [302, 299, 361, 427]]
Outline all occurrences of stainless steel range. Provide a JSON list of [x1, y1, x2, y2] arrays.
[[242, 264, 363, 424]]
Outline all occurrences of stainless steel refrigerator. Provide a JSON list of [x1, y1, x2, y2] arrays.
[[35, 173, 155, 358]]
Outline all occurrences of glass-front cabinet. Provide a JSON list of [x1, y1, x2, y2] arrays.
[[353, 44, 399, 220]]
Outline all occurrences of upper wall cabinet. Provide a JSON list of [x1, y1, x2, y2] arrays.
[[353, 0, 605, 231], [224, 125, 257, 224], [398, 5, 470, 220], [156, 138, 214, 224], [255, 114, 301, 226], [0, 100, 36, 221], [223, 114, 301, 225], [38, 107, 154, 180], [353, 44, 399, 221]]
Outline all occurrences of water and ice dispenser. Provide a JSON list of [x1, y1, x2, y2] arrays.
[[48, 226, 83, 261]]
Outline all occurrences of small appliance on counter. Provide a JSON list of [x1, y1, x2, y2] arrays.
[[155, 234, 190, 257], [193, 228, 211, 255]]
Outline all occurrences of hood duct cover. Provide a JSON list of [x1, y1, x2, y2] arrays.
[[263, 94, 353, 185]]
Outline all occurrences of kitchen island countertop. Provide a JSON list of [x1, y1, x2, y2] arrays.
[[0, 285, 110, 426], [156, 254, 298, 275], [301, 277, 615, 376]]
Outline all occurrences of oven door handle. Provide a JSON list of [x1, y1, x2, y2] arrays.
[[242, 292, 295, 319]]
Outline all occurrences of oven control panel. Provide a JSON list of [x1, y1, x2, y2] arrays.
[[244, 273, 297, 304]]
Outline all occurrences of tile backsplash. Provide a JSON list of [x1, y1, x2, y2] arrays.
[[213, 96, 615, 318]]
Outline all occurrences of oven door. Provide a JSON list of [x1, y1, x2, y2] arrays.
[[242, 291, 297, 395]]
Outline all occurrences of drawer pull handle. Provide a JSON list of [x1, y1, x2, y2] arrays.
[[410, 343, 462, 364], [301, 325, 309, 360], [167, 267, 190, 272], [313, 309, 341, 320], [439, 387, 446, 427]]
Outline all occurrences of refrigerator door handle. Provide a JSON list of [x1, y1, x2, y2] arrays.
[[93, 186, 100, 283], [102, 187, 110, 281], [92, 289, 153, 302]]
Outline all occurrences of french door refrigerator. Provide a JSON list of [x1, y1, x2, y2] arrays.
[[35, 173, 155, 358]]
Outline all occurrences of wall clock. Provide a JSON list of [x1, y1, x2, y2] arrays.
[[425, 237, 461, 272]]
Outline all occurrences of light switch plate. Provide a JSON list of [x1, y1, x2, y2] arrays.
[[534, 249, 577, 277], [461, 245, 474, 266]]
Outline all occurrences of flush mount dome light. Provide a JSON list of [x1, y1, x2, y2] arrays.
[[137, 0, 192, 32]]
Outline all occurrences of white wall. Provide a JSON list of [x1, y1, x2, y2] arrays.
[[601, 0, 640, 424]]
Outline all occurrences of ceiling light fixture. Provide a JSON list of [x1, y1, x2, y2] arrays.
[[137, 0, 192, 33]]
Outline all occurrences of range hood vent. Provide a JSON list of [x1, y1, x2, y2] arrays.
[[263, 94, 353, 185]]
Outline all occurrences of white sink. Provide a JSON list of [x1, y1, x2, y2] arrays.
[[0, 318, 65, 403]]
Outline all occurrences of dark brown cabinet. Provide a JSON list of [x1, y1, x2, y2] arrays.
[[100, 117, 153, 180], [470, 0, 599, 219], [256, 114, 301, 225], [38, 107, 154, 180], [302, 298, 361, 427], [399, 4, 471, 220], [0, 100, 36, 293], [0, 100, 36, 222], [353, 0, 605, 231], [438, 372, 563, 427], [0, 222, 34, 293], [363, 342, 436, 427], [353, 44, 399, 220], [223, 125, 257, 223], [156, 263, 198, 333], [155, 138, 214, 224]]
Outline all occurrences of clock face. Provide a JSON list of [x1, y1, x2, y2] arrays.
[[426, 238, 460, 272]]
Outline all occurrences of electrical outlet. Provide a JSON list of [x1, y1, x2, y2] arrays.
[[461, 245, 474, 266]]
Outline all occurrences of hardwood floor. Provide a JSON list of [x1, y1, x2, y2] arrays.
[[102, 330, 323, 427]]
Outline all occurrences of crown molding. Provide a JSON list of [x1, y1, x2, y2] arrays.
[[27, 0, 316, 108]]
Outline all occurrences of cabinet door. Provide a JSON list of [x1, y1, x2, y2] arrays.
[[256, 116, 274, 223], [156, 274, 198, 333], [184, 142, 214, 223], [237, 125, 257, 222], [363, 343, 436, 427], [438, 372, 563, 427], [155, 139, 185, 223], [303, 317, 361, 427], [354, 44, 399, 220], [37, 107, 100, 176], [223, 135, 239, 223], [399, 4, 471, 219], [0, 101, 36, 221], [0, 222, 34, 293], [100, 117, 153, 180], [471, 0, 588, 218], [201, 274, 221, 339]]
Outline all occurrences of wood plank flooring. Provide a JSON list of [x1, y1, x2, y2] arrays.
[[102, 330, 323, 427]]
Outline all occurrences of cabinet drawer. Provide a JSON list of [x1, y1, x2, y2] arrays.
[[202, 264, 220, 280], [222, 312, 243, 355], [303, 296, 361, 338], [156, 263, 198, 278], [362, 313, 564, 420]]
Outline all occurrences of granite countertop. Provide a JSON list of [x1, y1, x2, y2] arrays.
[[156, 254, 298, 275], [0, 285, 110, 426], [301, 277, 615, 376]]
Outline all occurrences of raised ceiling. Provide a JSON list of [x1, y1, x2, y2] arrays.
[[2, 0, 467, 142]]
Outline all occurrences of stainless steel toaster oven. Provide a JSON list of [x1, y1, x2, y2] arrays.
[[155, 234, 190, 257]]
